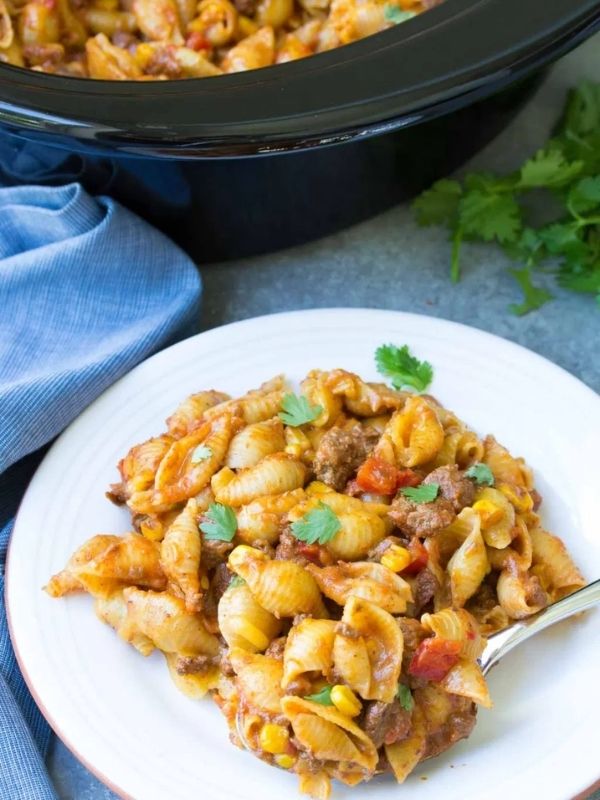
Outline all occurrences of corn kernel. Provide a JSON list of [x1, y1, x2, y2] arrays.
[[274, 754, 296, 769], [498, 483, 533, 513], [237, 14, 258, 37], [472, 499, 503, 527], [139, 520, 164, 542], [380, 544, 411, 573], [306, 481, 334, 496], [200, 574, 210, 590], [285, 443, 305, 458], [94, 0, 118, 9], [134, 43, 156, 68], [259, 723, 290, 754], [330, 685, 362, 717]]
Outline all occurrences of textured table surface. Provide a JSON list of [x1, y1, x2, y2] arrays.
[[47, 33, 599, 800]]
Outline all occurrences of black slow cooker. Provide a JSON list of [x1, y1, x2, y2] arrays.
[[0, 0, 598, 260]]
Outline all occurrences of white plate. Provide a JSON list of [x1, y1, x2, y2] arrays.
[[7, 309, 600, 800]]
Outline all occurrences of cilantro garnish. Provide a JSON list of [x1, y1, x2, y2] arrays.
[[278, 393, 323, 427], [229, 575, 245, 588], [190, 444, 212, 464], [199, 503, 237, 542], [290, 501, 341, 545], [304, 686, 334, 705], [375, 344, 433, 393], [412, 80, 600, 313], [396, 683, 414, 712], [465, 463, 495, 487], [400, 483, 439, 503], [384, 5, 416, 23]]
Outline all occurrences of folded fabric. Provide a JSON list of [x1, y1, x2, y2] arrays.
[[0, 183, 202, 799]]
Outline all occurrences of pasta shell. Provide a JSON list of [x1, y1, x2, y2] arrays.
[[281, 696, 378, 772], [218, 581, 281, 652], [282, 618, 336, 688], [164, 652, 220, 699], [45, 534, 119, 597], [212, 453, 306, 507], [160, 500, 202, 612], [300, 370, 344, 428], [94, 590, 154, 656], [326, 511, 386, 561], [483, 435, 532, 489], [323, 369, 406, 416], [124, 587, 220, 656], [447, 509, 490, 607], [440, 658, 492, 708], [529, 527, 585, 599], [229, 545, 327, 618], [385, 707, 426, 783], [421, 608, 484, 660], [229, 648, 285, 714], [111, 434, 174, 501], [496, 565, 547, 619], [236, 489, 306, 544], [306, 561, 411, 614], [225, 418, 286, 469], [475, 487, 515, 549], [166, 390, 231, 438], [333, 596, 403, 702], [380, 397, 444, 468]]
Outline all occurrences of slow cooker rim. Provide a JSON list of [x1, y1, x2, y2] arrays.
[[0, 0, 598, 152]]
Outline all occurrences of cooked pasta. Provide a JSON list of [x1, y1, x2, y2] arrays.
[[2, 0, 443, 79], [47, 364, 584, 798]]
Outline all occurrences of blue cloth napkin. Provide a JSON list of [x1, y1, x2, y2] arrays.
[[0, 183, 202, 799]]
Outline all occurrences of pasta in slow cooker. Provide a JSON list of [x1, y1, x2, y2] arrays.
[[0, 0, 441, 79], [46, 368, 584, 798]]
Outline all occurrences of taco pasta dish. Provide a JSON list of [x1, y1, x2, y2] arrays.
[[46, 353, 584, 798]]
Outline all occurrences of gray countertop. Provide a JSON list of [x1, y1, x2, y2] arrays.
[[47, 33, 600, 800]]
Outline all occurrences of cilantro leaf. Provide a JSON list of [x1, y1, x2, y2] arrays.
[[465, 463, 495, 486], [304, 686, 334, 705], [384, 4, 416, 23], [561, 80, 600, 139], [567, 176, 600, 216], [538, 223, 588, 260], [229, 575, 245, 588], [290, 502, 341, 545], [190, 444, 212, 464], [503, 227, 544, 266], [199, 503, 237, 542], [375, 344, 433, 393], [400, 483, 439, 503], [508, 267, 553, 316], [279, 393, 323, 426], [412, 179, 462, 226], [518, 146, 583, 189], [396, 684, 414, 712], [558, 261, 600, 294], [458, 191, 521, 243]]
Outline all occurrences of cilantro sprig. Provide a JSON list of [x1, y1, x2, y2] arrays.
[[400, 483, 439, 503], [199, 503, 237, 542], [396, 683, 414, 712], [304, 686, 334, 705], [279, 393, 323, 427], [384, 5, 416, 23], [290, 502, 341, 545], [412, 80, 600, 313], [190, 444, 212, 464], [375, 344, 433, 392], [465, 463, 495, 486]]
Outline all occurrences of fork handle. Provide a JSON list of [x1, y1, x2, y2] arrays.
[[480, 578, 600, 675]]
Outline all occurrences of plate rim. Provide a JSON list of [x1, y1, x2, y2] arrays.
[[6, 307, 600, 800]]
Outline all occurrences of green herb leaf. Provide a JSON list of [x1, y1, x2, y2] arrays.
[[384, 4, 415, 22], [518, 146, 583, 189], [304, 686, 334, 705], [508, 267, 553, 316], [465, 463, 495, 487], [458, 190, 521, 243], [396, 683, 414, 712], [562, 80, 600, 139], [190, 444, 213, 464], [412, 179, 462, 226], [278, 393, 323, 427], [229, 575, 245, 588], [538, 222, 587, 259], [558, 261, 600, 295], [290, 501, 341, 545], [375, 344, 433, 393], [400, 483, 439, 503], [199, 503, 237, 542], [567, 176, 600, 216]]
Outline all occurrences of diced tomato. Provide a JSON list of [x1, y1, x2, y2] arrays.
[[396, 469, 421, 488], [400, 538, 428, 576], [408, 638, 461, 682], [297, 543, 322, 564], [356, 456, 397, 495], [186, 31, 210, 50]]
